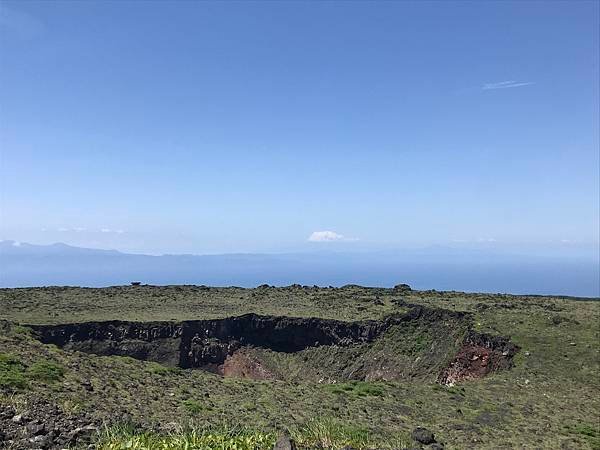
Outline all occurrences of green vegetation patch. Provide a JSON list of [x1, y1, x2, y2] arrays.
[[325, 380, 385, 397], [146, 363, 181, 376], [564, 423, 600, 450], [0, 353, 28, 390], [26, 360, 66, 383], [0, 354, 65, 389], [182, 399, 206, 414]]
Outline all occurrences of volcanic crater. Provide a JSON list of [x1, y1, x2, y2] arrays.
[[28, 304, 519, 383]]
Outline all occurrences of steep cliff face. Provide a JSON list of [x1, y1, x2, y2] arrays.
[[31, 314, 386, 368], [31, 320, 184, 366], [29, 307, 518, 383]]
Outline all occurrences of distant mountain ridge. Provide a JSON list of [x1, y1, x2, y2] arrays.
[[0, 240, 121, 256], [1, 240, 598, 297]]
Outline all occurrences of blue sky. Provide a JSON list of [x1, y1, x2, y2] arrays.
[[0, 1, 598, 255]]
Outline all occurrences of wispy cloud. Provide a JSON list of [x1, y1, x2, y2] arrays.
[[101, 228, 125, 234], [482, 80, 534, 90], [51, 227, 125, 234], [451, 237, 497, 243], [307, 230, 357, 242], [56, 227, 86, 233]]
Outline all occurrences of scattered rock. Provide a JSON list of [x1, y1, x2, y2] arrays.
[[1, 399, 100, 450], [412, 427, 436, 445], [26, 422, 46, 436], [273, 434, 297, 450], [29, 434, 51, 448], [551, 315, 563, 325]]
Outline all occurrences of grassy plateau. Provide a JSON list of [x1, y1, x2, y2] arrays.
[[0, 284, 598, 449]]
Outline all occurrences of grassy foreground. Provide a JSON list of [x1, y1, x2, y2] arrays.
[[95, 419, 410, 450]]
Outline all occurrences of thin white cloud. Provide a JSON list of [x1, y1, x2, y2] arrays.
[[308, 230, 357, 242], [482, 80, 534, 90], [101, 228, 126, 234], [452, 237, 496, 243], [56, 227, 86, 232]]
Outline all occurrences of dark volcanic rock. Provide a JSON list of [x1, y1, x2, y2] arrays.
[[29, 314, 390, 370], [394, 283, 412, 292], [412, 427, 435, 444], [0, 399, 100, 450]]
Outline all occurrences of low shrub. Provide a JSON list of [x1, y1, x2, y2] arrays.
[[181, 399, 204, 414], [0, 353, 28, 390], [26, 360, 66, 383]]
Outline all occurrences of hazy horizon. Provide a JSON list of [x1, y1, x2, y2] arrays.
[[1, 239, 598, 297]]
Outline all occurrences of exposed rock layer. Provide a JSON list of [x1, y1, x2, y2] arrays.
[[28, 306, 519, 382]]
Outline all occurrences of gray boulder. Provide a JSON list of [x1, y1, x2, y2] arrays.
[[273, 434, 297, 450]]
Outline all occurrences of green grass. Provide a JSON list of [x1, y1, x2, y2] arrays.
[[182, 399, 206, 414], [564, 423, 600, 450], [289, 417, 410, 449], [95, 419, 410, 450], [96, 424, 276, 450]]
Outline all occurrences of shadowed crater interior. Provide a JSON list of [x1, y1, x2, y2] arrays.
[[28, 306, 519, 383]]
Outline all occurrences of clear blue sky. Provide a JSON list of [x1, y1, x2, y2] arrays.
[[1, 1, 598, 255]]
